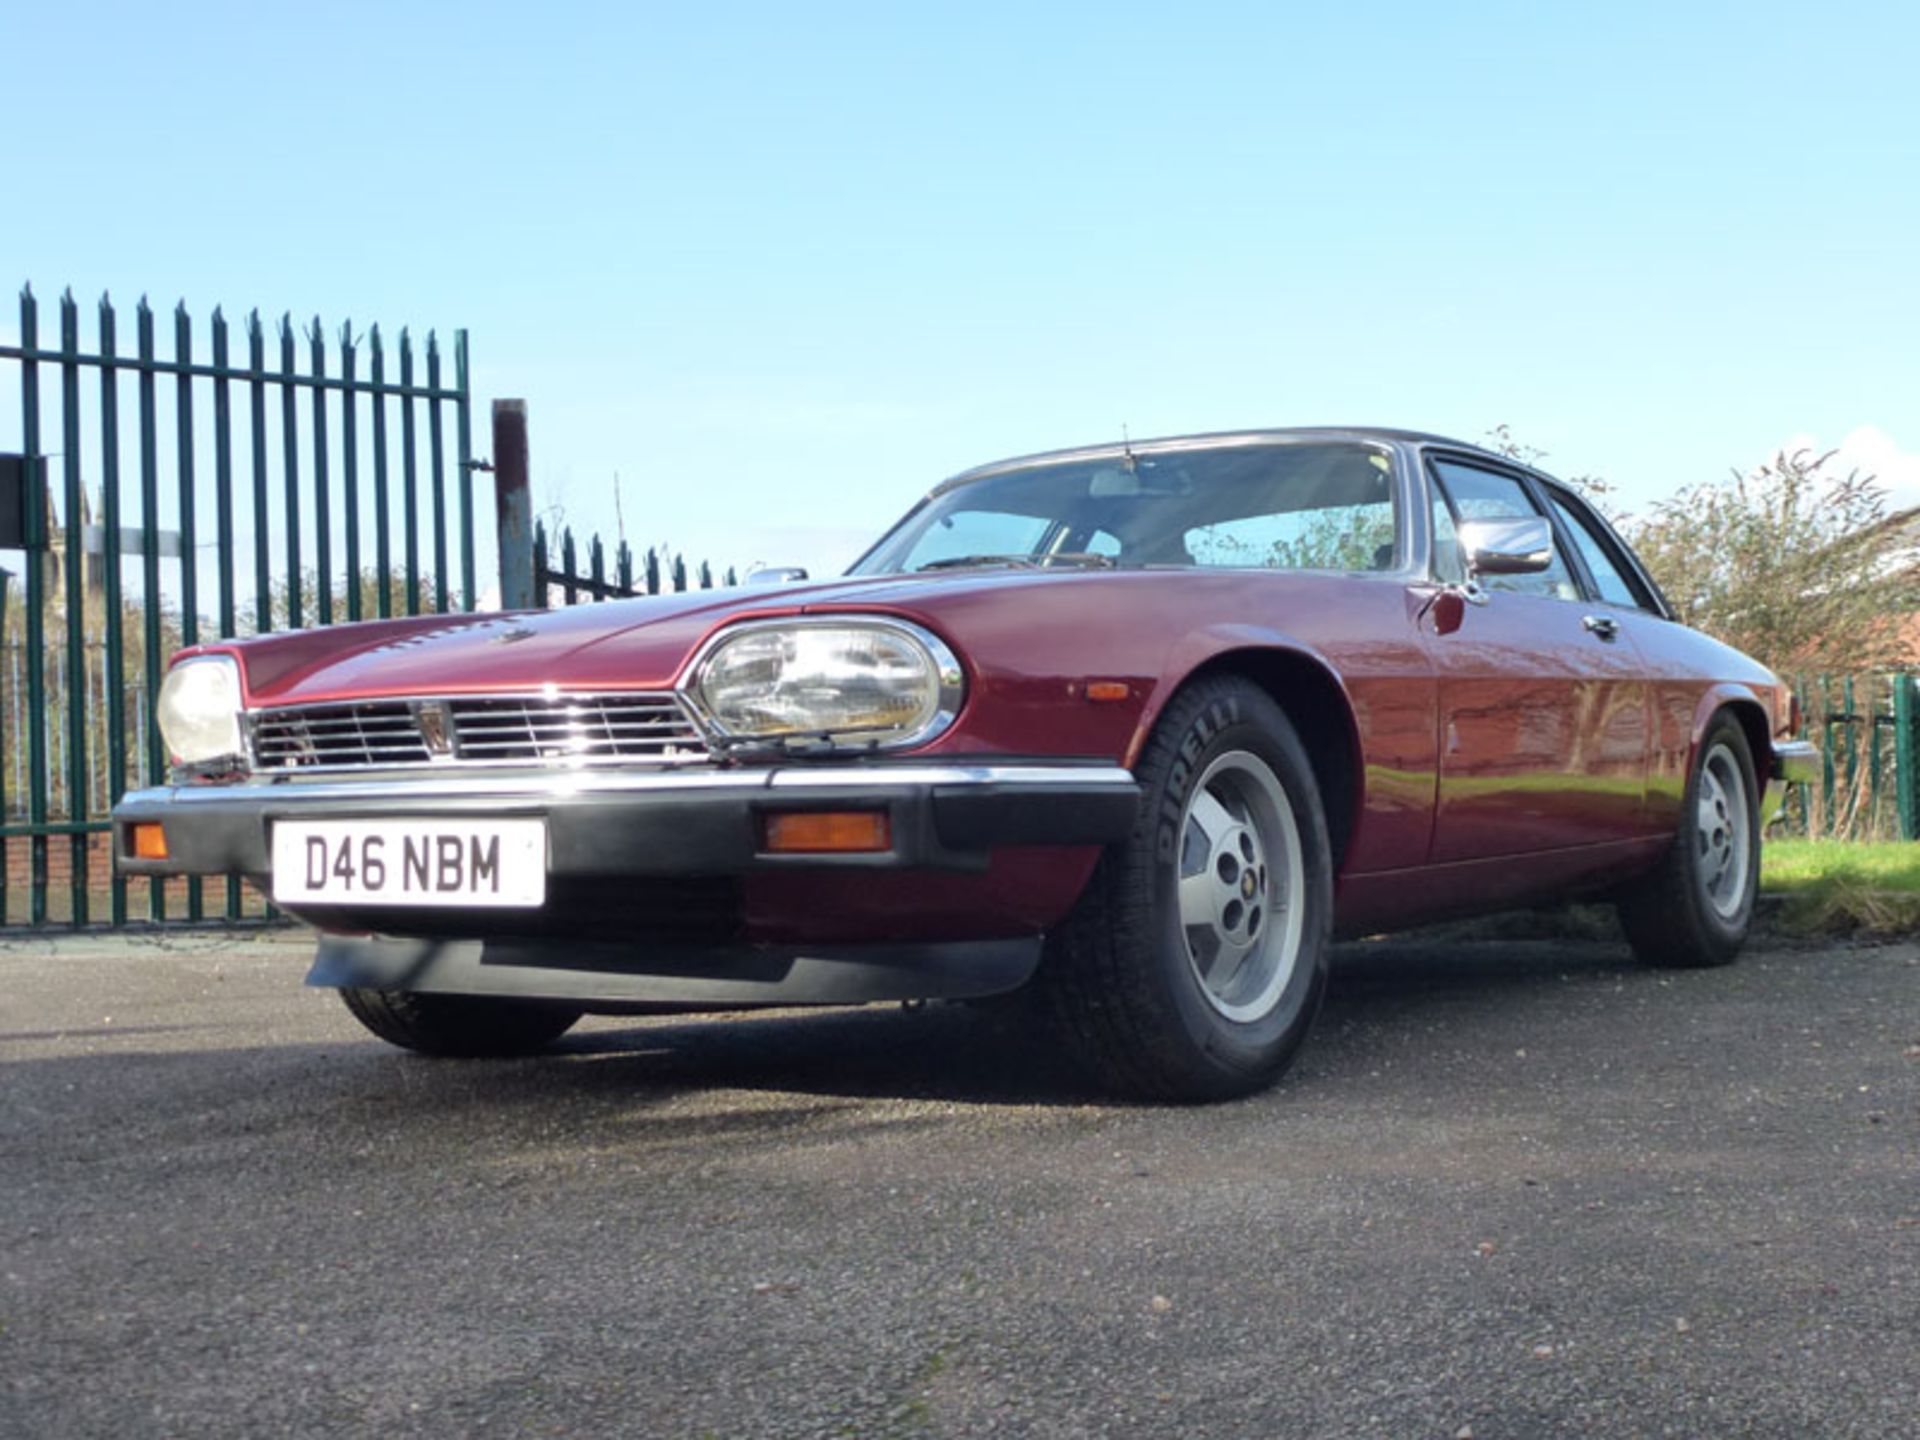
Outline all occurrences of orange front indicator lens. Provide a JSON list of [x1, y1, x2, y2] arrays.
[[762, 810, 891, 854], [131, 823, 169, 860]]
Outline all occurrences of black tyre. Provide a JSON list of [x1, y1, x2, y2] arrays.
[[338, 988, 582, 1057], [1617, 712, 1759, 968], [1040, 675, 1333, 1101]]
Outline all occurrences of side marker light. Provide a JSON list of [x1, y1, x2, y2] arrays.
[[763, 811, 891, 854]]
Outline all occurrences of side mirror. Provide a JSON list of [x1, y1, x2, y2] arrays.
[[1457, 517, 1552, 577], [746, 566, 810, 585]]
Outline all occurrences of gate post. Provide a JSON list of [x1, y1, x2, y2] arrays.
[[492, 399, 534, 611], [1896, 672, 1918, 842]]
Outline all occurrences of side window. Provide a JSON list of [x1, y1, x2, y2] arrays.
[[1428, 460, 1580, 601], [1544, 490, 1650, 610], [897, 509, 1052, 570]]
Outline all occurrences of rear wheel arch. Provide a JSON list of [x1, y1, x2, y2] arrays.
[[1721, 699, 1774, 781], [1138, 647, 1362, 874], [1688, 687, 1774, 782], [1618, 707, 1761, 968]]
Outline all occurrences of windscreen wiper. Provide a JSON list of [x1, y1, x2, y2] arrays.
[[914, 552, 1117, 573]]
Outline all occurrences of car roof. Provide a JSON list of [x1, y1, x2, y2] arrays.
[[936, 426, 1519, 493]]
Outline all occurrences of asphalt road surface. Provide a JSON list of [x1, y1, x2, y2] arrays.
[[2, 929, 1915, 1439]]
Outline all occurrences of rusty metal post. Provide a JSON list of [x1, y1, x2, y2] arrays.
[[492, 399, 534, 610]]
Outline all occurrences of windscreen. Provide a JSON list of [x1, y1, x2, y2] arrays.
[[851, 441, 1400, 575]]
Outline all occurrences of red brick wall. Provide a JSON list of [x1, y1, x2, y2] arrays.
[[1, 832, 254, 924]]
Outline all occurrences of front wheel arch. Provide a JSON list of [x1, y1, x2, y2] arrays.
[[1042, 672, 1335, 1100], [1134, 644, 1362, 875]]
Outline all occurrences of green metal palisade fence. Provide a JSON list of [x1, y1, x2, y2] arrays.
[[1780, 672, 1920, 842], [5, 279, 1910, 929], [532, 518, 737, 604], [0, 283, 477, 928]]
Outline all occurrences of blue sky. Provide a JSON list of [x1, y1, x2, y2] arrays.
[[7, 0, 1918, 583]]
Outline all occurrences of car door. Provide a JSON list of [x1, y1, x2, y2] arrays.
[[1537, 479, 1695, 839], [1421, 457, 1652, 863]]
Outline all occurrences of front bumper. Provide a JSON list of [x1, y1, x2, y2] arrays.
[[111, 760, 1140, 880], [1772, 739, 1820, 787], [114, 760, 1138, 1008], [1765, 738, 1821, 825]]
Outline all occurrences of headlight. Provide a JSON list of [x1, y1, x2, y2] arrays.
[[156, 656, 245, 775], [691, 619, 963, 748]]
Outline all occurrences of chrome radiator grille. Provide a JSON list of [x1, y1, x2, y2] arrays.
[[247, 693, 711, 771]]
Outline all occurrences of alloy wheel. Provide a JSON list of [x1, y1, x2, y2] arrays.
[[1176, 750, 1307, 1023]]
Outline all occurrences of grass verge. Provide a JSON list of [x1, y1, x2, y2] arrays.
[[1375, 837, 1920, 946], [1760, 837, 1920, 936]]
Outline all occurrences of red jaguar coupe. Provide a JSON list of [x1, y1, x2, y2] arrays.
[[115, 428, 1817, 1099]]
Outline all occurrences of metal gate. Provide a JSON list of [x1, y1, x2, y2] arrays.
[[0, 283, 477, 928]]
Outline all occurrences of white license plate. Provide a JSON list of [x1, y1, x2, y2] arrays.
[[271, 819, 547, 908]]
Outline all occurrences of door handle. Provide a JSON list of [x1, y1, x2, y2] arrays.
[[1582, 614, 1621, 641]]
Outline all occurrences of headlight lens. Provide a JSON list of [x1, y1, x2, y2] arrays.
[[156, 656, 245, 774], [693, 621, 962, 746]]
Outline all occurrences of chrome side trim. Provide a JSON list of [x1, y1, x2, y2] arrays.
[[121, 762, 1137, 808], [768, 765, 1133, 789]]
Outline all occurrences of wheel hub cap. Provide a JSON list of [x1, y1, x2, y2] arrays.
[[1695, 743, 1751, 920], [1176, 751, 1307, 1023]]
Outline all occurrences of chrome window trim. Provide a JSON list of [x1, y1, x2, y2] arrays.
[[850, 436, 1411, 579]]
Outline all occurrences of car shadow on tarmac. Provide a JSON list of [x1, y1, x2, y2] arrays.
[[0, 937, 1658, 1128], [520, 936, 1643, 1108]]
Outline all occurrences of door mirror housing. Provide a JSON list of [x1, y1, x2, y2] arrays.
[[746, 566, 810, 585], [1458, 517, 1552, 578]]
